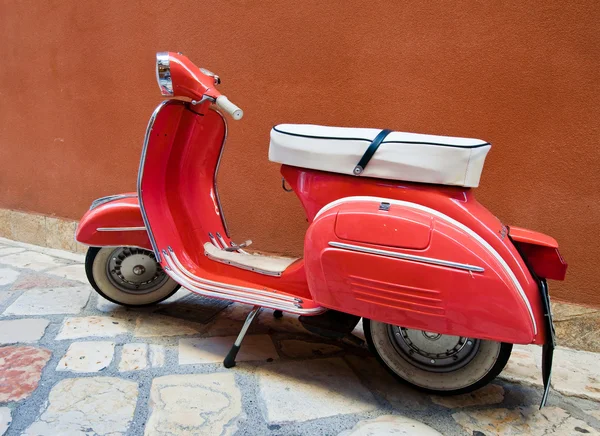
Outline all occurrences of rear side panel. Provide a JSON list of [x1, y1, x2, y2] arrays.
[[284, 166, 547, 344], [305, 198, 536, 344]]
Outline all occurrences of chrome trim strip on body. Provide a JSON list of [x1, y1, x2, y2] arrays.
[[137, 100, 186, 262], [208, 233, 221, 248], [97, 226, 147, 232], [165, 264, 324, 315], [90, 194, 138, 211], [316, 196, 538, 335], [76, 243, 150, 251], [167, 247, 297, 302], [215, 232, 228, 250], [329, 241, 485, 272], [212, 109, 230, 237], [162, 250, 325, 314]]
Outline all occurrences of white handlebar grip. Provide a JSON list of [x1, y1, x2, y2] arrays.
[[216, 95, 243, 120]]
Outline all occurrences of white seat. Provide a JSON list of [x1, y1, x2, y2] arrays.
[[269, 124, 491, 188]]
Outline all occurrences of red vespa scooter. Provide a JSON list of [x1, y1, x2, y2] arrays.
[[76, 52, 567, 406]]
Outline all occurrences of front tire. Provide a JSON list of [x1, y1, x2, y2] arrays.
[[364, 319, 512, 395], [85, 247, 180, 307]]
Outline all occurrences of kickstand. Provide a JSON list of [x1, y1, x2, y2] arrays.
[[223, 306, 262, 368]]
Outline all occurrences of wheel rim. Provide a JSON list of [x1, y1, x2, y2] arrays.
[[388, 325, 480, 373], [106, 247, 169, 294]]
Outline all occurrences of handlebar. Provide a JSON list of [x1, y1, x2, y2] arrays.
[[216, 95, 243, 120]]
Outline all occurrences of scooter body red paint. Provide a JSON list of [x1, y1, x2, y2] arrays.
[[76, 52, 566, 401]]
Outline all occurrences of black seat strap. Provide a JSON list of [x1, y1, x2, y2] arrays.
[[353, 129, 393, 175]]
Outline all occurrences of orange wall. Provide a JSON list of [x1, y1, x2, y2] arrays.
[[1, 1, 598, 305]]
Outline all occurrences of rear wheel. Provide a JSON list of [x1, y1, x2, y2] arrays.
[[364, 319, 512, 395], [85, 247, 180, 306]]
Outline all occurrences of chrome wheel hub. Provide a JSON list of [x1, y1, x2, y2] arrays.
[[107, 247, 169, 294], [388, 325, 480, 373]]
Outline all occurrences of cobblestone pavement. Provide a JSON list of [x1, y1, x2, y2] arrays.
[[0, 237, 599, 435]]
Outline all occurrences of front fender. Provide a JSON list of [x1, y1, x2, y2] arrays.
[[75, 194, 152, 250]]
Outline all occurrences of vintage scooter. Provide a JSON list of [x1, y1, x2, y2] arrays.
[[76, 52, 567, 406]]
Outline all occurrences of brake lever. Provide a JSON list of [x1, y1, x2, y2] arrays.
[[191, 95, 216, 105]]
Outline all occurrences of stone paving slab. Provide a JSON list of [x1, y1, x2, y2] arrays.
[[55, 315, 131, 340], [0, 237, 599, 436], [10, 272, 76, 290], [149, 344, 166, 368], [344, 355, 431, 411], [45, 264, 89, 283], [0, 290, 17, 307], [501, 344, 600, 401], [279, 339, 343, 358], [134, 313, 204, 337], [0, 319, 49, 344], [146, 373, 242, 436], [24, 377, 138, 435], [340, 415, 443, 435], [0, 251, 65, 271], [0, 247, 25, 257], [453, 405, 599, 435], [0, 407, 10, 436], [56, 341, 115, 373], [2, 286, 90, 316], [431, 384, 505, 409], [0, 346, 51, 402], [257, 358, 377, 423], [179, 335, 278, 365], [0, 268, 19, 287], [119, 343, 148, 371]]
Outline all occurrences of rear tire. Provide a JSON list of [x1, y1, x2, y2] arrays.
[[85, 247, 180, 307], [364, 318, 512, 395]]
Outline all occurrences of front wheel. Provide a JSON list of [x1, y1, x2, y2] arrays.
[[85, 247, 180, 306], [364, 319, 512, 395]]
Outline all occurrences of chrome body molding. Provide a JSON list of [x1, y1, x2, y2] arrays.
[[90, 194, 137, 211], [328, 241, 485, 273], [162, 248, 325, 315], [97, 226, 147, 232], [137, 100, 185, 262], [77, 243, 150, 251], [215, 232, 228, 249], [212, 109, 231, 237], [167, 247, 297, 301], [208, 232, 220, 248]]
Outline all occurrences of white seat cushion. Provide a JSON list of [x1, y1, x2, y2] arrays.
[[269, 124, 491, 188]]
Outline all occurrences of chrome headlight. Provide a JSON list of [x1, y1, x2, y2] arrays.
[[156, 52, 173, 96]]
